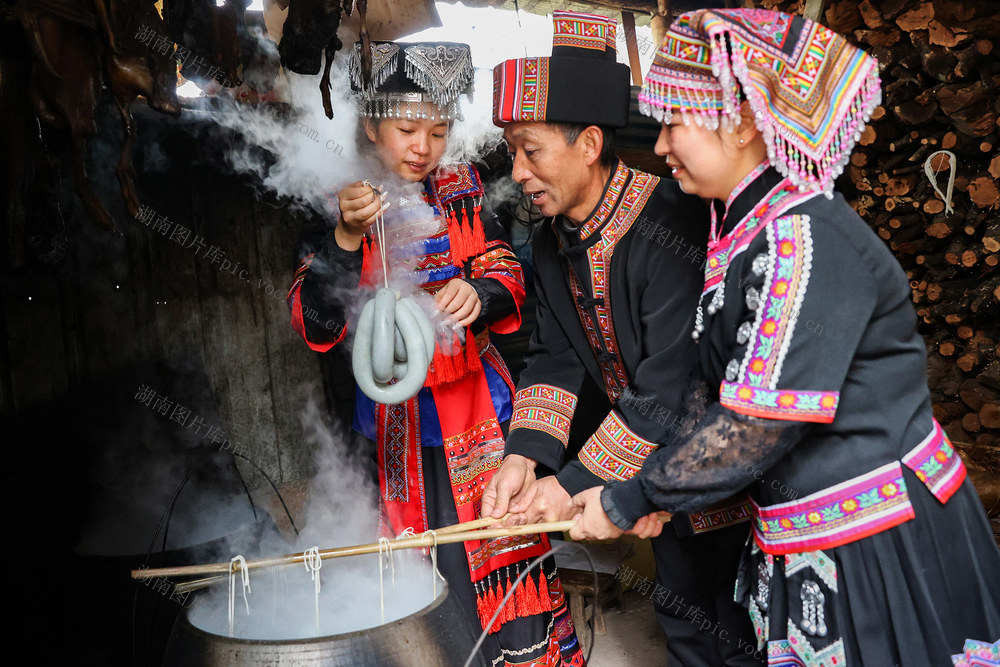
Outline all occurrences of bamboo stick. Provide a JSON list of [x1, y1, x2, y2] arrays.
[[140, 515, 505, 588], [425, 515, 505, 536], [168, 516, 514, 595], [173, 576, 226, 595], [133, 520, 575, 583]]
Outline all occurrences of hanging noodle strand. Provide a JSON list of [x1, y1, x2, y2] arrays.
[[228, 555, 251, 638], [303, 546, 322, 634], [377, 536, 396, 624], [419, 529, 445, 600], [362, 179, 390, 288]]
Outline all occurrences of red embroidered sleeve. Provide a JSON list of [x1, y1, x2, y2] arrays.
[[286, 253, 348, 352], [469, 240, 526, 334]]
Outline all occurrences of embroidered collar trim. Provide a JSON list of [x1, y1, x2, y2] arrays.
[[578, 161, 631, 240], [710, 161, 770, 250]]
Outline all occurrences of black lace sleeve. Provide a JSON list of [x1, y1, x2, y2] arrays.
[[601, 386, 809, 529]]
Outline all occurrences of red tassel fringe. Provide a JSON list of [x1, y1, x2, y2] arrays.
[[491, 579, 506, 633], [515, 575, 529, 617], [478, 570, 551, 634], [425, 330, 481, 387], [537, 571, 552, 612], [502, 575, 516, 624], [463, 329, 482, 373], [427, 339, 457, 386], [447, 207, 466, 267], [471, 204, 486, 253], [523, 571, 544, 616], [460, 206, 475, 260], [476, 583, 487, 630], [360, 236, 375, 287], [486, 585, 500, 633], [448, 204, 486, 268]]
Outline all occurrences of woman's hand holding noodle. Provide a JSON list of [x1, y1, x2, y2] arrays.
[[335, 180, 387, 251]]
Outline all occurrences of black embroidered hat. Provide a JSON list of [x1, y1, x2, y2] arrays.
[[347, 41, 475, 121], [493, 10, 631, 128]]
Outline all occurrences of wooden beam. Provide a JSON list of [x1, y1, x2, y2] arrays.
[[522, 0, 656, 18], [580, 0, 655, 16], [621, 10, 643, 85]]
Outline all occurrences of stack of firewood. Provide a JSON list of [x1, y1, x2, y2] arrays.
[[748, 0, 1000, 475]]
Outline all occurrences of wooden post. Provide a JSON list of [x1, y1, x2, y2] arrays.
[[803, 0, 827, 23], [621, 11, 643, 85], [651, 0, 670, 51]]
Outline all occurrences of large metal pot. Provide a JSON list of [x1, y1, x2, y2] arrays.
[[162, 580, 486, 666]]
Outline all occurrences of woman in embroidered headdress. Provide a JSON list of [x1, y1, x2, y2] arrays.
[[568, 9, 1000, 665], [287, 41, 583, 666]]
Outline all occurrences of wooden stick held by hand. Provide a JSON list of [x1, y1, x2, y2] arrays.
[[170, 516, 513, 594], [136, 516, 571, 594]]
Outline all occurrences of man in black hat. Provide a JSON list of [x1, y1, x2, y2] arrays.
[[481, 10, 762, 666]]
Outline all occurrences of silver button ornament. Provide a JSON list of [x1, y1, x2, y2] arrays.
[[692, 306, 704, 340], [800, 580, 827, 637], [707, 282, 726, 315], [737, 321, 753, 345]]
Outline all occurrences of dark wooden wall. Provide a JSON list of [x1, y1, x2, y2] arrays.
[[0, 91, 360, 664], [1, 103, 328, 493]]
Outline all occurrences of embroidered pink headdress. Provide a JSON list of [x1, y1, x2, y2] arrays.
[[640, 9, 881, 196]]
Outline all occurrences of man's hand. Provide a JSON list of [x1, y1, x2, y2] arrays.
[[568, 486, 624, 541], [481, 454, 537, 520], [507, 476, 575, 525], [435, 279, 482, 328], [334, 181, 387, 251]]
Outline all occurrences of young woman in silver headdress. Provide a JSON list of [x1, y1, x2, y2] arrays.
[[287, 40, 584, 666]]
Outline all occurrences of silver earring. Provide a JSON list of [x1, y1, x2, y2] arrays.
[[739, 138, 745, 145]]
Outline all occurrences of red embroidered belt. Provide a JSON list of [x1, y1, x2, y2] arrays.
[[752, 420, 966, 555]]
